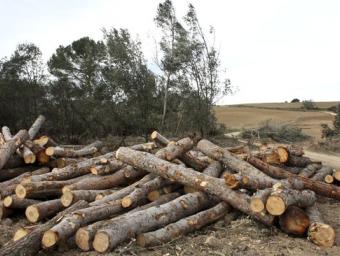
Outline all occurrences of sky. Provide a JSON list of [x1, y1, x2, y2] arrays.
[[0, 0, 339, 104]]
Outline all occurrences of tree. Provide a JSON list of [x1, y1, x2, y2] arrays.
[[302, 100, 317, 110], [291, 98, 300, 103], [334, 104, 340, 132]]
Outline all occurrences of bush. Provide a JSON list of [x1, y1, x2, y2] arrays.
[[302, 100, 317, 110], [291, 98, 300, 103], [241, 120, 309, 143]]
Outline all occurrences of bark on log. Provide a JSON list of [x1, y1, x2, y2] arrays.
[[130, 142, 157, 152], [1, 167, 49, 188], [201, 161, 222, 178], [28, 152, 115, 182], [250, 188, 272, 213], [298, 164, 322, 178], [61, 190, 116, 207], [0, 166, 37, 181], [0, 200, 87, 256], [305, 204, 336, 247], [93, 192, 215, 253], [81, 140, 103, 151], [1, 127, 12, 141], [90, 173, 154, 206], [224, 173, 276, 191], [0, 201, 13, 219], [333, 170, 340, 182], [33, 135, 57, 147], [247, 156, 340, 200], [150, 131, 170, 146], [0, 184, 17, 199], [46, 146, 98, 158], [90, 159, 124, 175], [310, 166, 334, 182], [266, 188, 316, 216], [75, 192, 180, 251], [116, 147, 275, 226], [155, 137, 193, 161], [62, 166, 145, 192], [0, 129, 29, 170], [0, 133, 5, 146], [25, 199, 64, 223], [287, 155, 317, 167], [279, 206, 310, 235], [28, 115, 46, 140], [3, 195, 40, 209], [56, 157, 84, 168], [137, 201, 230, 247], [197, 139, 277, 184]]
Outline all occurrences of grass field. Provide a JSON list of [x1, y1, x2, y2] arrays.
[[214, 101, 339, 139]]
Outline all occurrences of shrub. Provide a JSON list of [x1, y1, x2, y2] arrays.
[[291, 98, 300, 103], [302, 100, 317, 110]]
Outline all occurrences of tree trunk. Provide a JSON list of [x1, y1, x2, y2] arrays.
[[137, 201, 230, 247], [28, 115, 46, 140], [75, 192, 180, 251], [305, 204, 335, 247], [0, 200, 87, 256], [3, 195, 40, 209], [116, 147, 275, 226], [62, 166, 146, 192], [266, 188, 316, 216], [93, 192, 215, 253], [28, 152, 115, 182], [298, 164, 322, 178], [61, 190, 116, 207], [279, 206, 310, 235], [25, 199, 64, 223], [247, 156, 340, 199], [0, 129, 29, 170], [197, 139, 277, 184], [310, 166, 334, 181], [250, 188, 272, 213]]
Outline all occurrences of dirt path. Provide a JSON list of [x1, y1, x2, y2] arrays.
[[305, 150, 340, 169]]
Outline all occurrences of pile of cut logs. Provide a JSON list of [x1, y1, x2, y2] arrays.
[[0, 116, 339, 255]]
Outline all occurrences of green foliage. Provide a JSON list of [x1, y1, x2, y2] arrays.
[[302, 99, 317, 110], [334, 104, 340, 131], [241, 120, 309, 143], [291, 98, 300, 103]]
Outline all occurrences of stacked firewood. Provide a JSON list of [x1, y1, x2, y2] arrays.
[[0, 119, 339, 256]]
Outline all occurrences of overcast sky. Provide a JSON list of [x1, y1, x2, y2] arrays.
[[0, 0, 339, 104]]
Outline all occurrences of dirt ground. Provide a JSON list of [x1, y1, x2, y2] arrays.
[[214, 105, 336, 139]]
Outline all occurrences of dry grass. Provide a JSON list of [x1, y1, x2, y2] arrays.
[[228, 101, 339, 110], [213, 106, 335, 139]]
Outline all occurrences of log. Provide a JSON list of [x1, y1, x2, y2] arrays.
[[28, 115, 46, 140], [122, 176, 172, 208], [0, 166, 37, 181], [81, 140, 103, 151], [92, 192, 215, 253], [56, 157, 84, 168], [28, 152, 115, 182], [1, 167, 49, 188], [36, 150, 50, 165], [150, 131, 170, 146], [90, 173, 154, 206], [0, 133, 5, 145], [197, 139, 277, 184], [62, 166, 145, 192], [0, 200, 87, 256], [266, 188, 316, 216], [287, 155, 317, 167], [1, 126, 12, 141], [61, 190, 116, 207], [25, 199, 64, 223], [13, 226, 36, 242], [3, 195, 40, 209], [279, 206, 310, 235], [298, 164, 322, 178], [0, 201, 13, 219], [155, 137, 193, 161], [3, 155, 24, 169], [0, 129, 29, 170], [33, 135, 57, 147], [224, 173, 276, 191], [94, 190, 119, 201], [75, 192, 180, 251], [305, 204, 336, 247], [116, 147, 275, 225], [333, 170, 340, 182], [247, 156, 340, 200], [130, 142, 157, 152], [0, 184, 17, 199], [137, 201, 230, 247], [201, 161, 222, 178], [310, 166, 334, 181], [46, 146, 98, 158], [90, 158, 124, 175], [250, 188, 272, 213]]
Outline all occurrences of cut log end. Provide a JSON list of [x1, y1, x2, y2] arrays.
[[25, 205, 40, 223], [324, 175, 334, 184], [250, 198, 265, 213], [266, 195, 286, 216], [147, 190, 161, 201], [15, 184, 27, 199], [136, 234, 146, 247], [45, 147, 55, 156], [61, 191, 74, 207], [24, 154, 36, 164], [13, 227, 28, 241], [223, 173, 239, 189], [62, 186, 71, 194], [150, 131, 158, 140], [75, 228, 91, 251], [277, 146, 289, 163], [42, 230, 59, 248], [90, 166, 98, 175], [121, 196, 133, 208], [334, 170, 340, 181], [308, 222, 336, 247], [3, 196, 13, 207], [93, 232, 110, 253]]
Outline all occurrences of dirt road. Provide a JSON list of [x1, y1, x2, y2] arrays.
[[305, 150, 340, 169]]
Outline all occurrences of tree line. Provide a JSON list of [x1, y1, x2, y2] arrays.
[[0, 1, 231, 142]]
